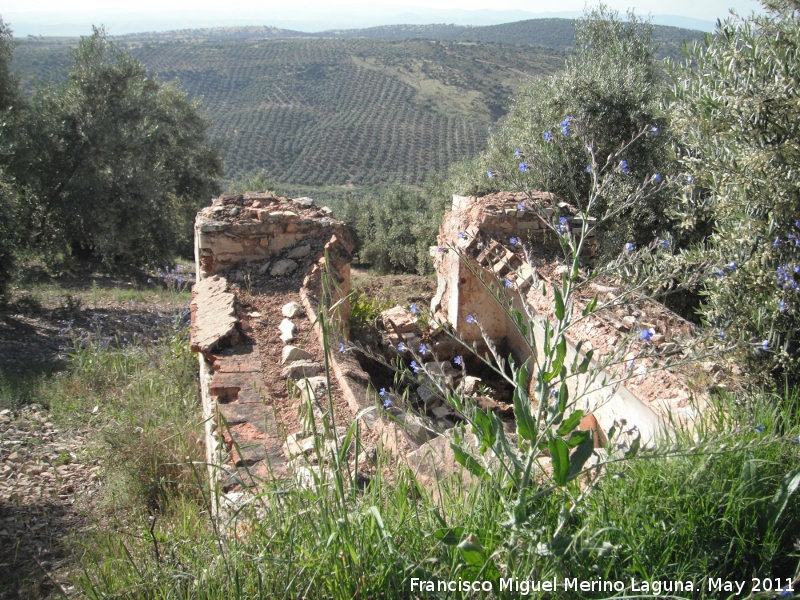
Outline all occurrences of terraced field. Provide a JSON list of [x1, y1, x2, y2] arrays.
[[131, 38, 564, 186], [11, 19, 701, 187]]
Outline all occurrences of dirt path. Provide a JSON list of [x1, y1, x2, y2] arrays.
[[0, 405, 100, 599], [0, 276, 191, 598]]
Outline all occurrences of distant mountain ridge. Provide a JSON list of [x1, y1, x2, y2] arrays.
[[5, 7, 718, 38], [112, 18, 704, 59]]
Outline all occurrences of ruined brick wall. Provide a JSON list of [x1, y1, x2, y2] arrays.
[[432, 192, 703, 445]]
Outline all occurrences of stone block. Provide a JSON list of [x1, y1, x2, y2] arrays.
[[282, 301, 305, 317], [211, 346, 261, 373], [287, 244, 312, 259], [281, 360, 324, 380], [381, 306, 418, 334], [281, 345, 313, 364], [190, 276, 239, 353], [271, 259, 299, 277], [279, 319, 297, 342]]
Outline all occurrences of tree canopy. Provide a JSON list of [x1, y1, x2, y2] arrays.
[[669, 0, 800, 380], [475, 5, 675, 258], [14, 28, 221, 270]]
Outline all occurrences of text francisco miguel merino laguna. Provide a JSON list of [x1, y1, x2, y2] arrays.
[[410, 576, 795, 595]]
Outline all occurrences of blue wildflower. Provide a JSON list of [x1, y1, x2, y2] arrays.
[[686, 175, 693, 185], [640, 328, 655, 342], [339, 342, 345, 353], [397, 342, 406, 352], [410, 360, 420, 374], [625, 242, 635, 252], [466, 314, 476, 324], [410, 304, 418, 315], [487, 169, 494, 178], [653, 173, 662, 183], [510, 237, 518, 245], [458, 231, 466, 240], [719, 330, 725, 340], [517, 202, 525, 211], [379, 387, 386, 397], [729, 262, 737, 271], [619, 160, 630, 175], [454, 355, 463, 367], [419, 344, 428, 355], [519, 162, 530, 172], [505, 279, 513, 288], [514, 148, 521, 157], [561, 115, 572, 136], [660, 239, 669, 249], [780, 299, 788, 312], [585, 165, 592, 173], [543, 131, 552, 142], [762, 340, 770, 351], [755, 424, 765, 433], [651, 126, 659, 135], [775, 237, 782, 249], [558, 217, 569, 234]]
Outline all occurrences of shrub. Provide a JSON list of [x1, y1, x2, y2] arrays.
[[668, 0, 800, 383], [475, 6, 676, 259], [22, 28, 221, 270], [344, 183, 447, 275]]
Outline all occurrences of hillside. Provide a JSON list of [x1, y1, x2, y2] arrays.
[[113, 18, 704, 59], [11, 18, 702, 188]]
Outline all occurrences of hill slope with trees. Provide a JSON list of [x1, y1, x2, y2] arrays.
[[11, 19, 701, 187]]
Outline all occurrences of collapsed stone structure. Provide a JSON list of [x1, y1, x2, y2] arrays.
[[432, 192, 702, 446], [190, 191, 705, 499], [191, 193, 369, 493]]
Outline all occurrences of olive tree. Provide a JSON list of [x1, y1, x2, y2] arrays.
[[479, 5, 675, 258], [0, 18, 25, 296], [25, 28, 221, 269], [669, 0, 800, 382]]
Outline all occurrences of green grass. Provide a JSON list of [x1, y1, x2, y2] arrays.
[[2, 277, 798, 599]]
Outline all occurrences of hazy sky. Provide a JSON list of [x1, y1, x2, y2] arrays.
[[3, 0, 767, 36], [3, 0, 764, 18]]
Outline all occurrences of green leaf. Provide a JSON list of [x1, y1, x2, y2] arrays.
[[582, 293, 598, 316], [433, 527, 465, 546], [514, 389, 536, 442], [549, 438, 570, 485], [567, 432, 595, 481], [556, 410, 585, 436], [576, 350, 594, 374], [544, 337, 568, 383], [564, 430, 590, 449], [450, 442, 486, 478], [768, 468, 800, 525], [513, 364, 536, 441], [473, 408, 496, 452], [457, 535, 486, 567], [554, 285, 565, 320], [624, 434, 641, 459], [558, 382, 569, 412]]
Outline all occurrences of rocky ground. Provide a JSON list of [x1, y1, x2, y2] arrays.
[[0, 273, 190, 598], [0, 404, 101, 599]]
